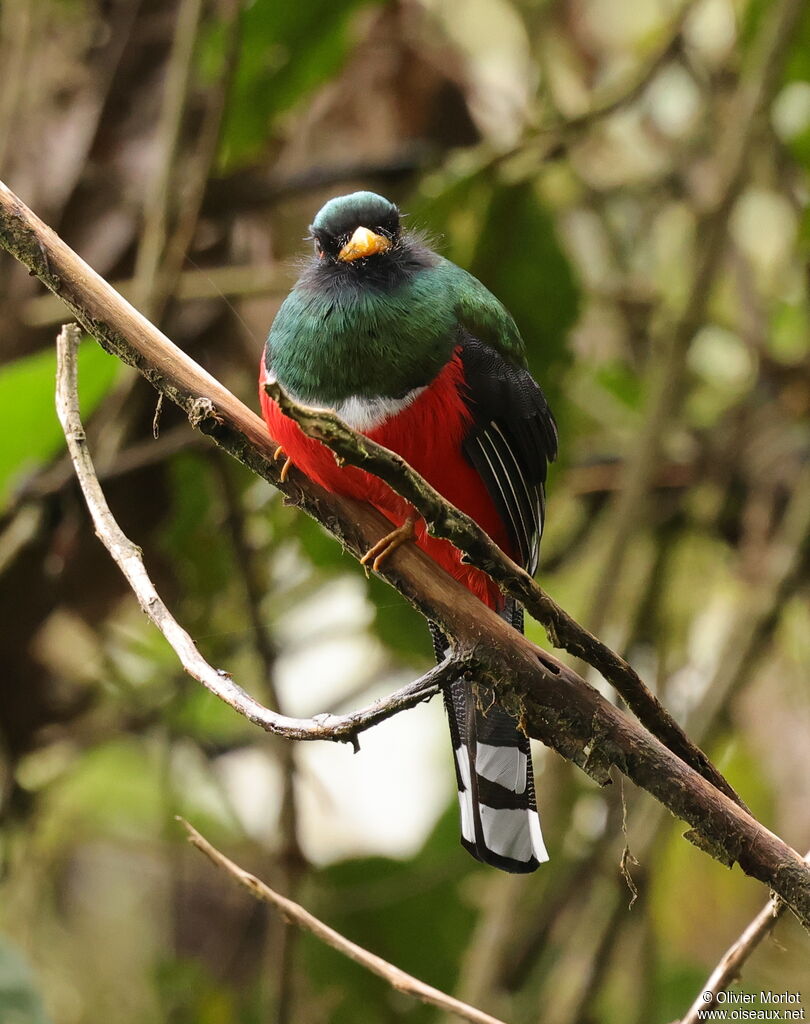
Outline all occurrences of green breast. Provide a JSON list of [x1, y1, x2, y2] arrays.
[[268, 268, 460, 404]]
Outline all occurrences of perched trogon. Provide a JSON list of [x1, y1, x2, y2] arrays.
[[260, 191, 557, 873]]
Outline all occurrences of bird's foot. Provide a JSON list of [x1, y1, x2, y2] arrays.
[[360, 516, 416, 574], [273, 445, 293, 483]]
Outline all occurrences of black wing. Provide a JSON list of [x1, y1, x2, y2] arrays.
[[458, 336, 557, 575]]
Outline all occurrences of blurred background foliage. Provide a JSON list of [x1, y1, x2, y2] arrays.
[[0, 0, 808, 1021]]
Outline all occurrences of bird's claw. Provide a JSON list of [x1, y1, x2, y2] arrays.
[[273, 445, 293, 483], [360, 516, 416, 574]]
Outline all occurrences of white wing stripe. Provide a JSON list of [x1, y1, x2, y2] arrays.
[[489, 421, 541, 542], [474, 435, 525, 562], [488, 421, 543, 573], [478, 430, 533, 565]]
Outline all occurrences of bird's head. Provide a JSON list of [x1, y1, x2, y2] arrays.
[[309, 191, 401, 265]]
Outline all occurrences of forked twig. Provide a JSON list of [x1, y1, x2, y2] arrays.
[[54, 323, 454, 745]]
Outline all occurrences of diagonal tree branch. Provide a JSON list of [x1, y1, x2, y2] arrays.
[[263, 380, 745, 809], [3, 182, 810, 929], [494, 472, 810, 1003], [180, 818, 508, 1024]]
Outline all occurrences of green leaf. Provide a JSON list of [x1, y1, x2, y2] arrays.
[[0, 340, 119, 509], [42, 738, 164, 843], [644, 959, 711, 1024], [169, 686, 253, 746], [207, 0, 380, 168], [0, 937, 53, 1024], [595, 361, 644, 410], [784, 1, 810, 83], [468, 180, 580, 392], [770, 299, 810, 363], [160, 452, 233, 623], [293, 508, 354, 571], [415, 174, 580, 411], [302, 822, 477, 1024], [154, 956, 247, 1024], [366, 573, 431, 662]]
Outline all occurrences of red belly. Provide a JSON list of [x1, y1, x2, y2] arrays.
[[259, 353, 512, 609]]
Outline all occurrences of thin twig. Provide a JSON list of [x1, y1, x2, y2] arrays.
[[680, 851, 810, 1023], [264, 379, 744, 809], [5, 424, 200, 521], [54, 323, 450, 744], [181, 818, 508, 1024]]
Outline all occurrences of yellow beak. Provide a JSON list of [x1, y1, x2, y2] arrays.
[[337, 226, 392, 262]]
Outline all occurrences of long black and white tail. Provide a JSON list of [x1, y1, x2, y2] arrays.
[[430, 602, 548, 873]]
